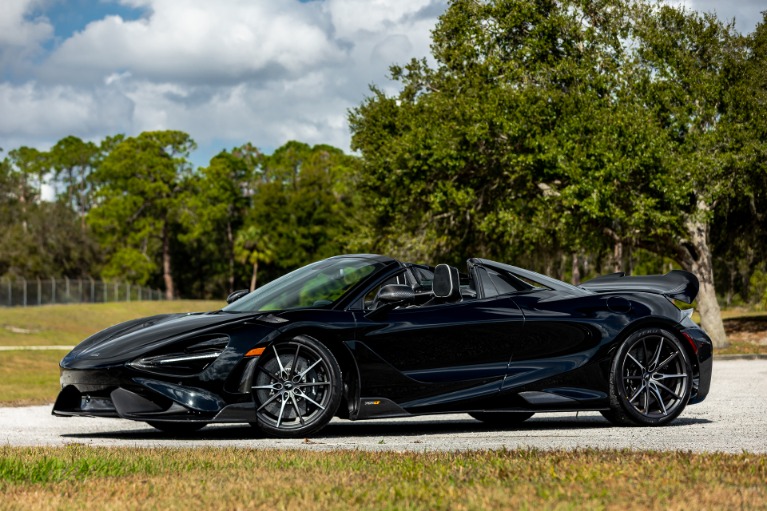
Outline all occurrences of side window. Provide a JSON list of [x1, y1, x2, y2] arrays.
[[410, 266, 434, 292], [488, 270, 519, 295], [476, 268, 521, 298]]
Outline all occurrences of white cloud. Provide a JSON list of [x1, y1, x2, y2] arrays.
[[668, 0, 764, 33], [0, 0, 52, 47], [0, 0, 54, 74], [324, 0, 437, 37], [42, 0, 346, 85], [0, 81, 133, 141], [0, 0, 446, 162]]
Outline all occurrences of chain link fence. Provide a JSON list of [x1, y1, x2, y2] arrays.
[[0, 278, 165, 307]]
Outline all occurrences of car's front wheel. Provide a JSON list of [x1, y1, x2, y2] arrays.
[[603, 327, 692, 426], [251, 336, 342, 438]]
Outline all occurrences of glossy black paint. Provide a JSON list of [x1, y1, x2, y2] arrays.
[[53, 253, 713, 430]]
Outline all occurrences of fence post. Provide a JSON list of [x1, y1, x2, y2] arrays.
[[103, 281, 107, 303], [65, 277, 70, 303], [22, 278, 26, 307], [90, 277, 95, 303], [37, 278, 41, 305], [7, 279, 11, 307], [127, 283, 131, 302], [52, 277, 56, 304]]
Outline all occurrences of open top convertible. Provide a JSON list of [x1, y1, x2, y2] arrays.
[[53, 254, 712, 437]]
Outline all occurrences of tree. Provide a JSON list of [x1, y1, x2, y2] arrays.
[[234, 225, 275, 291], [1, 151, 98, 278], [179, 145, 257, 295], [88, 131, 195, 299], [247, 141, 360, 278], [350, 0, 645, 266], [350, 0, 738, 347], [48, 136, 101, 230], [5, 146, 46, 234], [710, 13, 767, 306], [624, 4, 744, 347]]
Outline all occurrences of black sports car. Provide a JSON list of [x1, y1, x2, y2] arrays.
[[53, 254, 712, 437]]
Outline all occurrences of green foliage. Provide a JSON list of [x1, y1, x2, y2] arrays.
[[349, 0, 751, 291], [247, 141, 360, 279], [1, 133, 359, 299], [710, 13, 767, 304], [0, 148, 98, 278], [87, 131, 195, 295], [48, 135, 101, 222], [176, 145, 257, 296], [350, 0, 668, 266]]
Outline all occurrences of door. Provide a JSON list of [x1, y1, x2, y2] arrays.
[[353, 296, 524, 412]]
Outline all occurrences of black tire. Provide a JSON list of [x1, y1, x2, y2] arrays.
[[146, 421, 207, 434], [469, 411, 534, 425], [604, 327, 692, 426], [251, 336, 342, 438]]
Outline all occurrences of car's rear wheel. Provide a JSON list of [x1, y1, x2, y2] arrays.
[[603, 327, 692, 426], [251, 336, 342, 438], [146, 421, 207, 434], [469, 412, 534, 425]]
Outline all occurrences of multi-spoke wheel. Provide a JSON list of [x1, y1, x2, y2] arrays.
[[603, 327, 692, 426], [469, 411, 534, 425], [251, 336, 342, 438]]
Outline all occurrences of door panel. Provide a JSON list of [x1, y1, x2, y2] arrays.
[[503, 292, 602, 391], [354, 297, 524, 407]]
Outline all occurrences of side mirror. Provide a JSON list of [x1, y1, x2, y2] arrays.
[[226, 289, 250, 304], [364, 284, 414, 320], [376, 284, 415, 305]]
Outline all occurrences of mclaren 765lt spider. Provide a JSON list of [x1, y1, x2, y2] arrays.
[[53, 254, 712, 437]]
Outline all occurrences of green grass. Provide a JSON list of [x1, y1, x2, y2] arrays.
[[0, 300, 223, 347], [0, 446, 764, 510]]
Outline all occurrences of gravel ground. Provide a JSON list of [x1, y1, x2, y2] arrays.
[[1, 359, 764, 453]]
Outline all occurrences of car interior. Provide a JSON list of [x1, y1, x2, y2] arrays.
[[364, 261, 544, 311]]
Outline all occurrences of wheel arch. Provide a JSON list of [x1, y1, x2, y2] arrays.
[[603, 316, 699, 382], [263, 330, 360, 420]]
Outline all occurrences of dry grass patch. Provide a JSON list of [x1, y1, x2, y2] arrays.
[[0, 301, 223, 347], [719, 315, 767, 355], [0, 350, 62, 406], [0, 446, 765, 510]]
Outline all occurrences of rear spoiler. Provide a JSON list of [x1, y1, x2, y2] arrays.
[[580, 270, 699, 304]]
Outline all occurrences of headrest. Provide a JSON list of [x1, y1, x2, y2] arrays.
[[432, 264, 458, 298]]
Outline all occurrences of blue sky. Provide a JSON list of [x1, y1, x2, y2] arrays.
[[1, 0, 764, 170]]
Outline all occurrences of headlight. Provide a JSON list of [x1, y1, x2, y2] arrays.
[[128, 336, 229, 376]]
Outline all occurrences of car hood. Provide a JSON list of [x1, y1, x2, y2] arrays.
[[63, 312, 251, 366]]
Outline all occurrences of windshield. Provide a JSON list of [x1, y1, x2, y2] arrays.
[[222, 257, 384, 313]]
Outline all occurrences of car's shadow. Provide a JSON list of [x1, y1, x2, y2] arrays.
[[61, 414, 712, 441]]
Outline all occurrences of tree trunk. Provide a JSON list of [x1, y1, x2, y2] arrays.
[[162, 221, 175, 300], [226, 221, 235, 293], [250, 259, 259, 292], [572, 253, 581, 286], [678, 206, 728, 348], [612, 239, 623, 273], [603, 228, 623, 273]]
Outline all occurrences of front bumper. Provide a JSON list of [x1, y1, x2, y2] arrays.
[[52, 361, 261, 424]]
